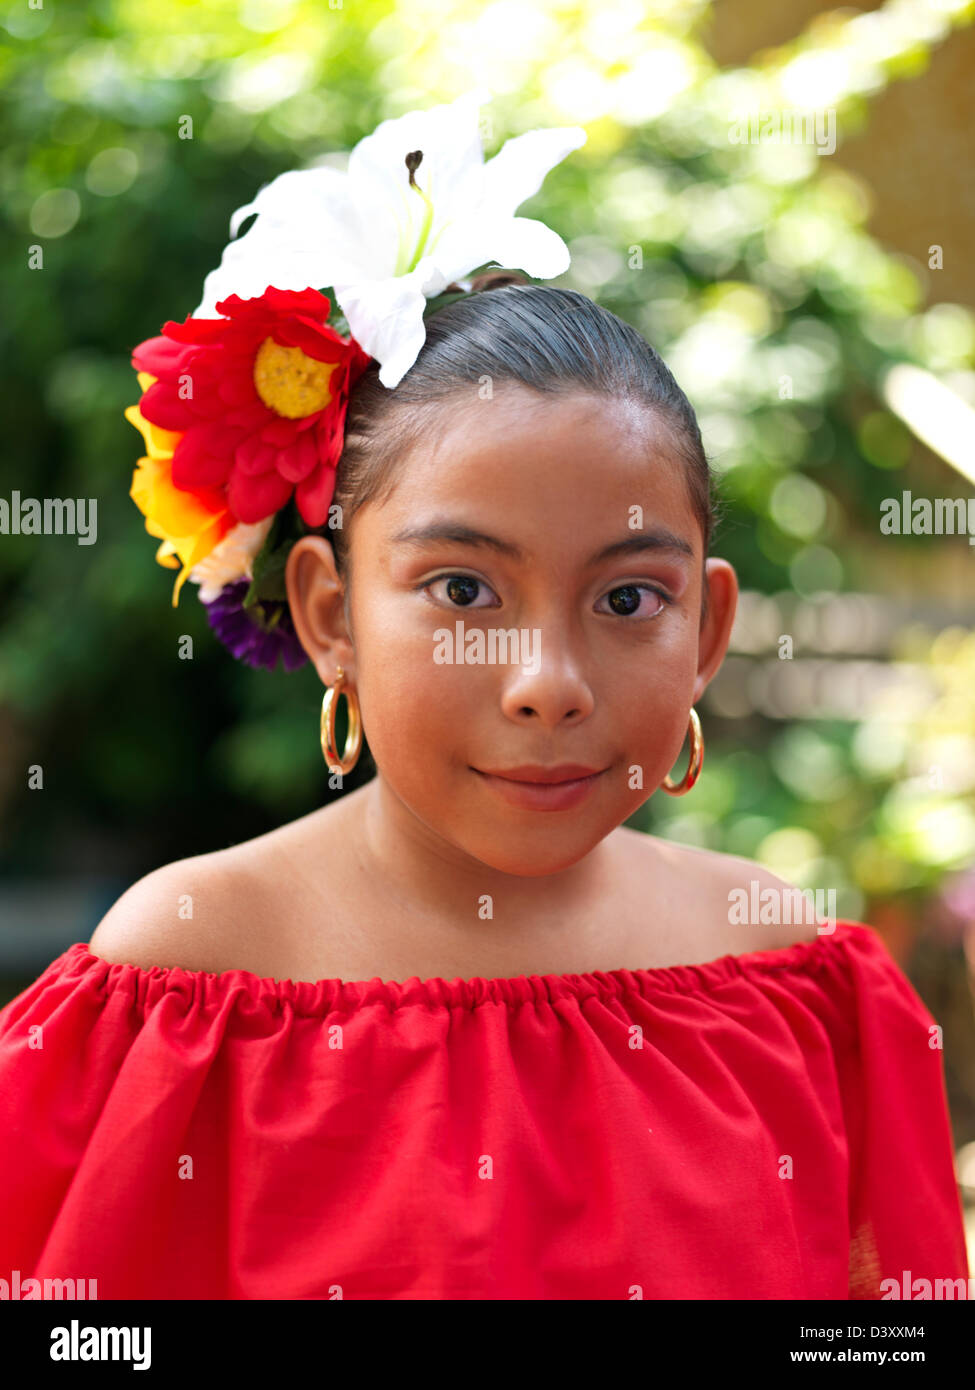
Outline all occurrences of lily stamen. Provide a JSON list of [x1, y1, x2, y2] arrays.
[[404, 149, 434, 274]]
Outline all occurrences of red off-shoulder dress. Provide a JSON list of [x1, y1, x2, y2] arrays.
[[0, 919, 968, 1300]]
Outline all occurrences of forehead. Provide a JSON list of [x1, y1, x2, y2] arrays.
[[369, 387, 699, 547]]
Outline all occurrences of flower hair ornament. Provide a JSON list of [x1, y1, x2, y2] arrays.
[[124, 88, 586, 673]]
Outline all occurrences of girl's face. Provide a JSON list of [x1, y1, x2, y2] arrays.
[[288, 386, 738, 876]]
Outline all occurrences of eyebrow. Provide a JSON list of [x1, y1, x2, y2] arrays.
[[389, 521, 696, 565]]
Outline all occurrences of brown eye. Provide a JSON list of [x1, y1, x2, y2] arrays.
[[596, 584, 669, 618], [425, 574, 500, 608]]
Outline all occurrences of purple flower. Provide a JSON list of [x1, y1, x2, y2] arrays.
[[200, 579, 308, 672]]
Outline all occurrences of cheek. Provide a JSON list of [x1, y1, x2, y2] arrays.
[[354, 610, 477, 777], [648, 683, 701, 784], [607, 647, 698, 788]]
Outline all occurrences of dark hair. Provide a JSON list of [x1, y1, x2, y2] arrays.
[[331, 274, 722, 623]]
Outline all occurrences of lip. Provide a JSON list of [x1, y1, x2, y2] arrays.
[[471, 764, 607, 812], [476, 764, 605, 784]]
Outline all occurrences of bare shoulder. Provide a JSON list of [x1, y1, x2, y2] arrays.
[[86, 808, 328, 975], [87, 848, 260, 975], [623, 828, 824, 953]]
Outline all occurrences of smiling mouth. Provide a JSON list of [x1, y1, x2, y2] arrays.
[[469, 766, 609, 811], [464, 767, 609, 811], [471, 768, 607, 785]]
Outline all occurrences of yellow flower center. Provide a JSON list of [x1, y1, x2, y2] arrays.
[[253, 338, 338, 419]]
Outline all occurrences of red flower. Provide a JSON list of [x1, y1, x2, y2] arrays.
[[131, 287, 372, 526]]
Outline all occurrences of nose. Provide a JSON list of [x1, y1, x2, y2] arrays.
[[497, 619, 596, 728]]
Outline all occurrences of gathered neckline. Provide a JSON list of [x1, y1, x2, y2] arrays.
[[52, 920, 867, 1016]]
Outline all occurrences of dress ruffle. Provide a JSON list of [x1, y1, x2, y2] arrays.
[[38, 924, 847, 1013]]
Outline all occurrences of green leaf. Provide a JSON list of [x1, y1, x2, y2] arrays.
[[318, 285, 351, 337], [243, 548, 290, 606], [243, 505, 295, 607]]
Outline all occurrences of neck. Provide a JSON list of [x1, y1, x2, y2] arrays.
[[349, 773, 626, 944]]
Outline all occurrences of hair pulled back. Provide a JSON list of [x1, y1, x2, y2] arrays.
[[331, 273, 721, 619]]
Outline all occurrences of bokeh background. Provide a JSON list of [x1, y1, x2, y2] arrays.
[[2, 0, 974, 1263]]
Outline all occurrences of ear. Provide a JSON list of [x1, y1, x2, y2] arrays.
[[284, 536, 355, 687], [691, 558, 738, 706]]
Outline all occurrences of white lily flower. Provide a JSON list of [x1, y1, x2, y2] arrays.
[[193, 88, 587, 388]]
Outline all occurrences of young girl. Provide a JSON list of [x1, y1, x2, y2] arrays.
[[0, 99, 968, 1301]]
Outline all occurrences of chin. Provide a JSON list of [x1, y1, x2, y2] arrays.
[[457, 831, 603, 879]]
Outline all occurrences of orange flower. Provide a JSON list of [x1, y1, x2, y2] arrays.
[[125, 372, 235, 606]]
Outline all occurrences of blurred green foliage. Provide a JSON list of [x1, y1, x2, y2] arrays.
[[1, 0, 973, 923]]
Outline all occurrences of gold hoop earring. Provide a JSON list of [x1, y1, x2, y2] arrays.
[[661, 707, 704, 796], [320, 665, 362, 774]]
